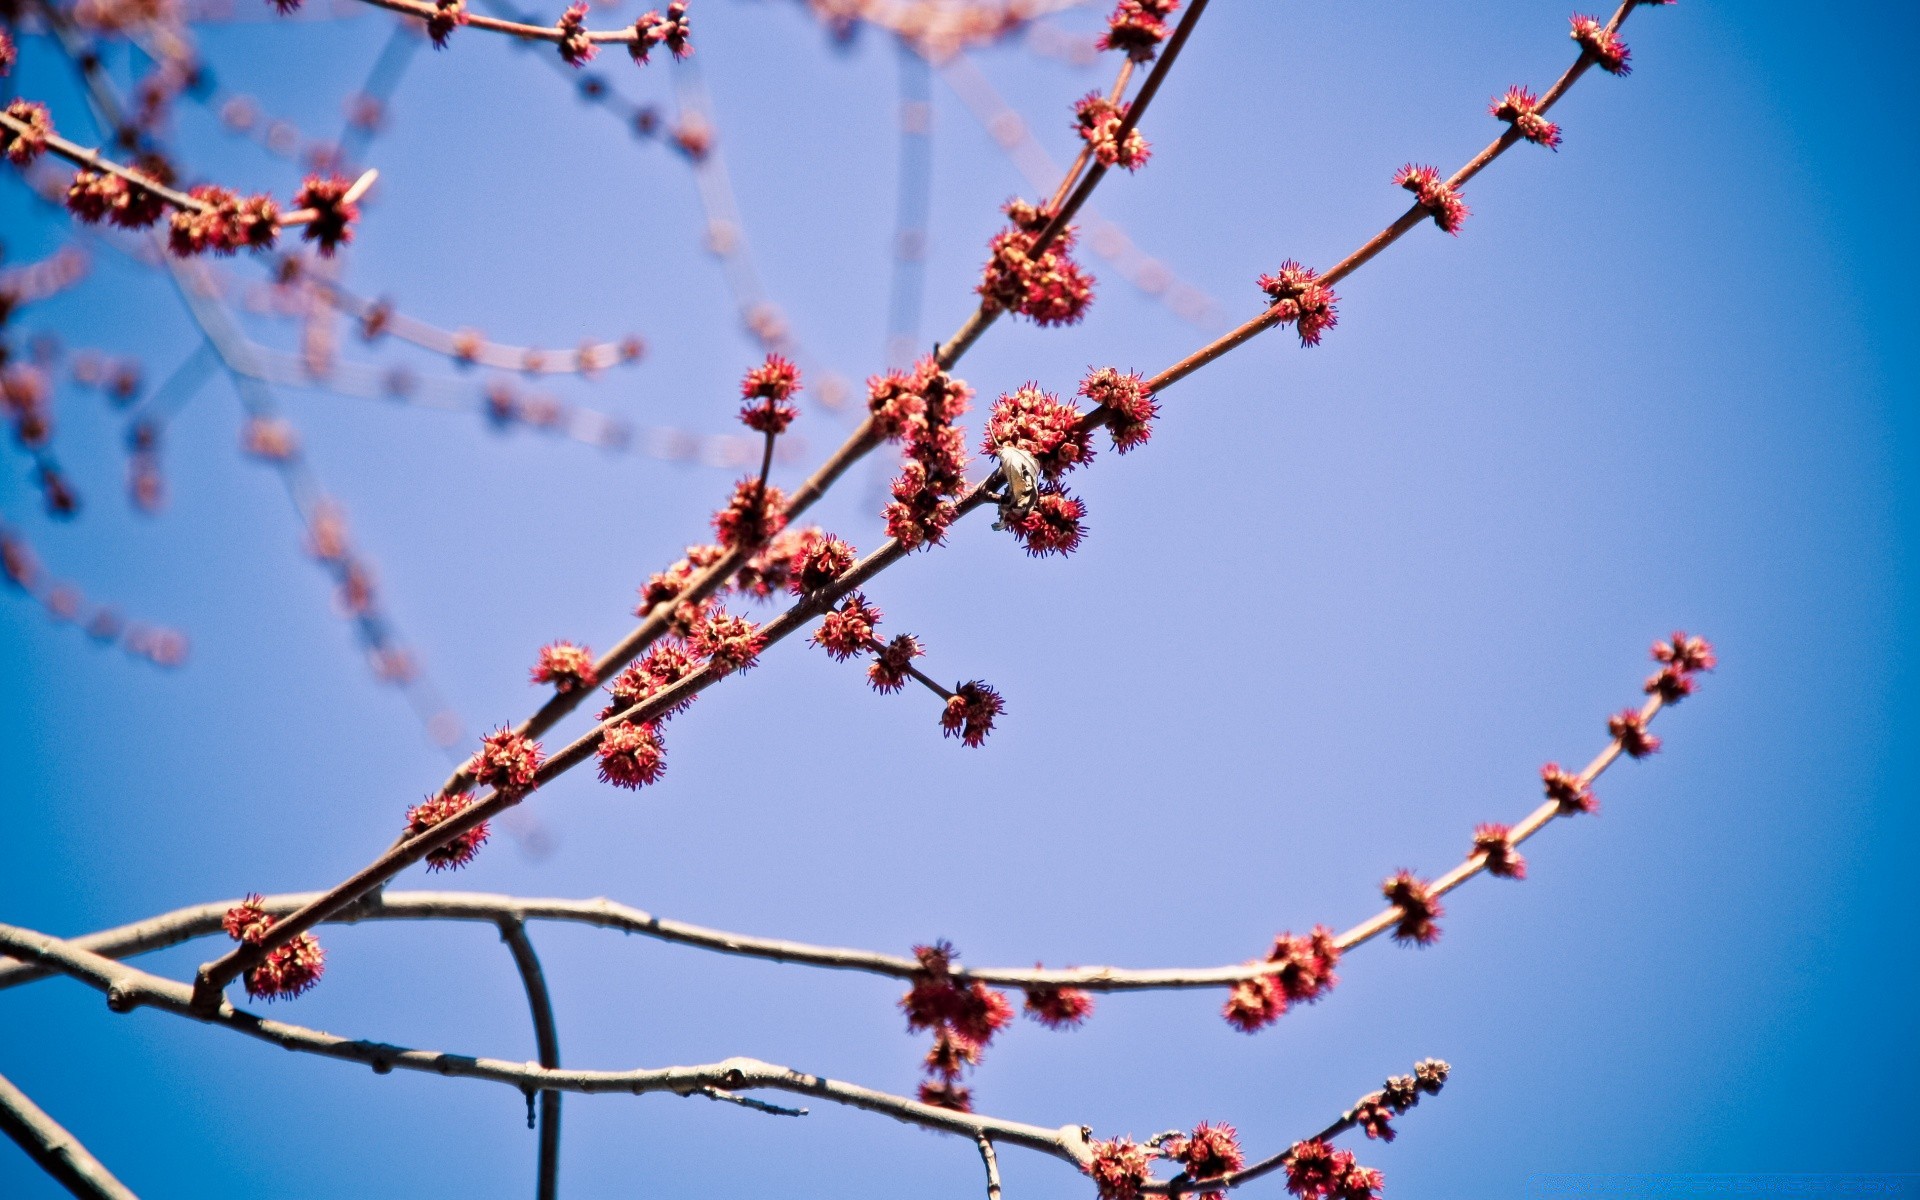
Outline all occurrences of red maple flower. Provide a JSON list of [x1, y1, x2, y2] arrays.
[[917, 1079, 972, 1112], [1571, 14, 1631, 74], [866, 369, 927, 441], [789, 533, 854, 595], [470, 727, 543, 793], [1167, 1121, 1244, 1196], [814, 593, 882, 661], [1284, 1141, 1350, 1198], [1352, 1092, 1396, 1141], [1257, 261, 1339, 346], [630, 1, 691, 63], [556, 2, 596, 65], [1270, 926, 1341, 1003], [2, 100, 52, 166], [1653, 631, 1716, 674], [404, 792, 490, 870], [941, 681, 1004, 746], [1098, 0, 1177, 62], [427, 0, 469, 47], [1491, 85, 1562, 149], [598, 720, 667, 788], [1087, 1137, 1154, 1200], [739, 353, 799, 401], [884, 470, 958, 551], [222, 896, 326, 1001], [1541, 762, 1597, 815], [1608, 708, 1660, 757], [1394, 163, 1470, 234], [531, 641, 597, 693], [984, 383, 1093, 478], [1074, 93, 1150, 170], [1023, 983, 1095, 1029], [1080, 366, 1157, 454], [1009, 487, 1088, 558], [293, 174, 358, 256], [689, 608, 763, 675], [711, 478, 787, 550], [1473, 823, 1527, 879], [1223, 975, 1283, 1033], [1645, 665, 1695, 702], [602, 640, 701, 721], [1382, 870, 1443, 945], [868, 633, 923, 692], [979, 201, 1095, 327]]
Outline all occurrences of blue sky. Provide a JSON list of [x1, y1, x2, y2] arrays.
[[3, 1, 1915, 1196]]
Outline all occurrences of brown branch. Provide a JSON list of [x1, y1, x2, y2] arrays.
[[499, 919, 563, 1200], [0, 1069, 140, 1200]]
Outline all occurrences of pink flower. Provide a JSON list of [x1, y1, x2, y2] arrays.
[[1222, 926, 1339, 1032], [603, 640, 701, 722], [404, 792, 490, 870], [630, 1, 691, 63], [814, 593, 882, 661], [1223, 975, 1283, 1033], [941, 681, 1004, 746], [0, 30, 15, 76], [1285, 1141, 1349, 1198], [1645, 665, 1695, 702], [1087, 1137, 1154, 1200], [293, 175, 358, 256], [1382, 870, 1442, 945], [1008, 487, 1088, 558], [1080, 366, 1157, 454], [1491, 85, 1562, 149], [598, 720, 667, 788], [868, 633, 923, 692], [1571, 14, 1631, 75], [1257, 261, 1339, 347], [1074, 93, 1150, 170], [711, 478, 787, 550], [1098, 0, 1177, 62], [866, 369, 927, 441], [556, 2, 596, 65], [979, 200, 1095, 327], [2, 100, 52, 166], [789, 533, 854, 596], [1351, 1092, 1395, 1141], [917, 1079, 972, 1112], [1023, 983, 1095, 1028], [688, 608, 763, 675], [222, 896, 326, 1001], [739, 354, 801, 433], [1473, 823, 1526, 879], [1541, 762, 1596, 815], [1608, 708, 1660, 757], [1652, 631, 1716, 674], [531, 641, 597, 693], [1393, 163, 1469, 234], [470, 727, 543, 793], [983, 384, 1093, 478], [1167, 1121, 1244, 1197], [427, 0, 469, 47]]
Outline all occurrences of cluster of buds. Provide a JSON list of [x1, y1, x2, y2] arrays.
[[711, 477, 788, 551], [289, 174, 360, 256], [469, 726, 545, 794], [875, 356, 974, 550], [1074, 93, 1149, 170], [983, 383, 1092, 557], [1097, 0, 1179, 62], [1471, 823, 1526, 879], [1087, 1121, 1246, 1200], [1080, 366, 1157, 455], [940, 680, 1005, 747], [979, 199, 1095, 327], [738, 353, 801, 435], [1284, 1139, 1382, 1200], [1393, 164, 1469, 235], [1382, 870, 1443, 946], [1162, 1121, 1246, 1200], [2, 101, 53, 166], [900, 941, 1013, 1112], [427, 0, 469, 47], [3, 361, 52, 450], [402, 792, 490, 870], [594, 637, 703, 788], [1256, 261, 1339, 347], [1491, 85, 1562, 149], [1023, 980, 1095, 1028], [556, 2, 596, 66], [1646, 630, 1717, 703], [167, 186, 281, 256], [1223, 926, 1340, 1032], [630, 2, 692, 64], [636, 542, 726, 624], [812, 593, 1002, 745], [1349, 1058, 1450, 1144], [221, 896, 326, 1001], [1571, 13, 1632, 75], [530, 640, 597, 693]]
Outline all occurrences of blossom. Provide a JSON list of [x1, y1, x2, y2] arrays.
[[1257, 261, 1339, 346], [292, 174, 358, 256], [1608, 708, 1660, 757], [556, 2, 596, 65], [814, 592, 882, 660], [427, 0, 469, 46], [739, 354, 800, 433], [168, 187, 279, 256], [1222, 926, 1339, 1031], [983, 383, 1093, 478], [602, 639, 701, 720], [1167, 1121, 1244, 1197], [1351, 1092, 1396, 1141], [470, 727, 543, 793], [1382, 870, 1442, 945], [884, 467, 958, 551], [1571, 14, 1631, 75], [1473, 823, 1527, 879], [1087, 1137, 1154, 1200], [1491, 85, 1561, 149], [1394, 163, 1469, 234], [222, 896, 326, 1001], [1074, 93, 1150, 170], [710, 478, 787, 550], [688, 607, 763, 675], [1080, 366, 1157, 454], [941, 680, 1004, 747], [789, 533, 854, 595], [917, 1079, 972, 1112], [868, 633, 923, 692], [630, 1, 691, 63], [1541, 762, 1596, 815], [1098, 0, 1177, 62], [2, 101, 53, 166], [637, 544, 724, 614], [1645, 665, 1695, 702], [901, 941, 1014, 1105], [531, 640, 597, 693], [598, 720, 667, 788], [979, 200, 1095, 327], [1653, 631, 1717, 673], [866, 369, 927, 440], [404, 792, 490, 870], [1284, 1141, 1349, 1198], [1023, 983, 1095, 1028], [1008, 487, 1087, 558]]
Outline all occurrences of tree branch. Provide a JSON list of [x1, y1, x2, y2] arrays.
[[498, 919, 563, 1200], [0, 1068, 140, 1200]]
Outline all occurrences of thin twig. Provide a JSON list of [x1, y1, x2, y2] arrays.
[[499, 919, 563, 1200], [977, 1133, 1003, 1200], [0, 1069, 140, 1200]]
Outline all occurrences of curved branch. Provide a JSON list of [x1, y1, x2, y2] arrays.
[[0, 1068, 140, 1200], [499, 919, 562, 1200]]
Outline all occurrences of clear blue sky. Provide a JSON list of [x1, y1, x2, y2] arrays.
[[3, 1, 1915, 1196]]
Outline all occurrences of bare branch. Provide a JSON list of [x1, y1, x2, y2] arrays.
[[498, 919, 563, 1200], [0, 1069, 140, 1200], [978, 1134, 1004, 1200]]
